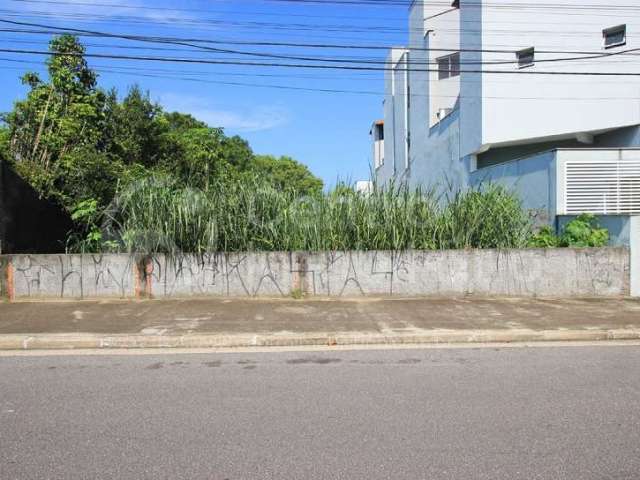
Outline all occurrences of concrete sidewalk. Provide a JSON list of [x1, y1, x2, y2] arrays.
[[1, 297, 640, 350]]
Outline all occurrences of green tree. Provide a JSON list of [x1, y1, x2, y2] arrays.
[[163, 111, 207, 132], [163, 127, 227, 188], [221, 135, 254, 173], [157, 113, 256, 189], [3, 34, 110, 207], [5, 35, 105, 169], [106, 85, 166, 167], [252, 155, 323, 197], [0, 123, 9, 159], [2, 35, 324, 252]]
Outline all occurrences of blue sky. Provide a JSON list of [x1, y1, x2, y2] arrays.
[[0, 0, 410, 185]]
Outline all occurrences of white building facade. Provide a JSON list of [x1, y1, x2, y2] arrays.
[[370, 120, 385, 171], [374, 0, 640, 236]]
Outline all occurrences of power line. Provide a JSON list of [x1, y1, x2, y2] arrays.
[[3, 19, 640, 67], [3, 47, 640, 76], [256, 0, 640, 11], [1, 62, 637, 100], [13, 0, 640, 12], [6, 8, 640, 36], [0, 27, 570, 54], [0, 27, 618, 54], [5, 55, 638, 85]]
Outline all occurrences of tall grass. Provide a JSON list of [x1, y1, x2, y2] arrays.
[[98, 175, 533, 254]]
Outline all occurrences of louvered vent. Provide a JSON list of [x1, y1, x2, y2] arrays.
[[563, 159, 640, 215]]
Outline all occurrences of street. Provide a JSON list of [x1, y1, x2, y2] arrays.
[[1, 346, 640, 479]]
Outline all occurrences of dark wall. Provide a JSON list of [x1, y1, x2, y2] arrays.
[[0, 160, 74, 254], [477, 125, 640, 169]]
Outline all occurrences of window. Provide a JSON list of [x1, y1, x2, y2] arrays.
[[437, 53, 461, 80], [603, 24, 626, 48], [438, 56, 450, 80], [450, 52, 460, 76], [516, 47, 535, 68], [376, 123, 384, 141]]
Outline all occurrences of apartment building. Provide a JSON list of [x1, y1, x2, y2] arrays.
[[373, 0, 640, 241]]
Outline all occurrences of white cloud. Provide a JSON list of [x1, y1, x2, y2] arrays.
[[159, 94, 291, 133]]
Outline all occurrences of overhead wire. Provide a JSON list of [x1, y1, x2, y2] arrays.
[[1, 1, 639, 99], [2, 46, 640, 76], [1, 61, 638, 101], [4, 55, 638, 86], [3, 19, 640, 68]]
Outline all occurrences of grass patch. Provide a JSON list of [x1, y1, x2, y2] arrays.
[[83, 175, 536, 254]]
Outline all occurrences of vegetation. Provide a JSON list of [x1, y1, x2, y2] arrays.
[[86, 178, 533, 254], [0, 34, 322, 246], [529, 214, 610, 248], [0, 35, 611, 254]]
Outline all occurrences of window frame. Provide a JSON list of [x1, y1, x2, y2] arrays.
[[516, 47, 535, 69], [603, 24, 627, 49], [437, 53, 461, 80], [438, 56, 451, 80], [450, 52, 460, 77]]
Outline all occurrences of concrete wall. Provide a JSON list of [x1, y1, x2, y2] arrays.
[[0, 248, 631, 300], [378, 48, 408, 185], [459, 0, 483, 158], [631, 217, 640, 297], [426, 8, 460, 128], [406, 4, 430, 182], [394, 52, 409, 175]]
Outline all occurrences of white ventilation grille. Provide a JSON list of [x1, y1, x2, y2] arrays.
[[563, 158, 640, 215]]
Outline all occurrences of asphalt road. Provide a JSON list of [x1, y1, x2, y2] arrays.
[[1, 346, 640, 480]]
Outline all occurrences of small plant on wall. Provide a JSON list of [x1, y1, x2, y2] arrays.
[[529, 214, 610, 248]]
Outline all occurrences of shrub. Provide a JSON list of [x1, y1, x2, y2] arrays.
[[560, 214, 609, 247], [439, 185, 532, 250], [529, 226, 560, 248], [528, 214, 609, 249], [89, 177, 535, 254]]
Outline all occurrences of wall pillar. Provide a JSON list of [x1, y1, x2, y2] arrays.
[[631, 216, 640, 298], [0, 161, 6, 254], [134, 256, 154, 299], [0, 256, 14, 302]]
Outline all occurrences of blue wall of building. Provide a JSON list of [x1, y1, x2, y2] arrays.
[[469, 150, 557, 225], [408, 108, 467, 192], [597, 125, 640, 148]]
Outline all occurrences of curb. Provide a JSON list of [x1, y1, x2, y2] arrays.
[[2, 328, 640, 351]]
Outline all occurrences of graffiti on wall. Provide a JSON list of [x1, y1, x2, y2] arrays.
[[0, 248, 630, 299]]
